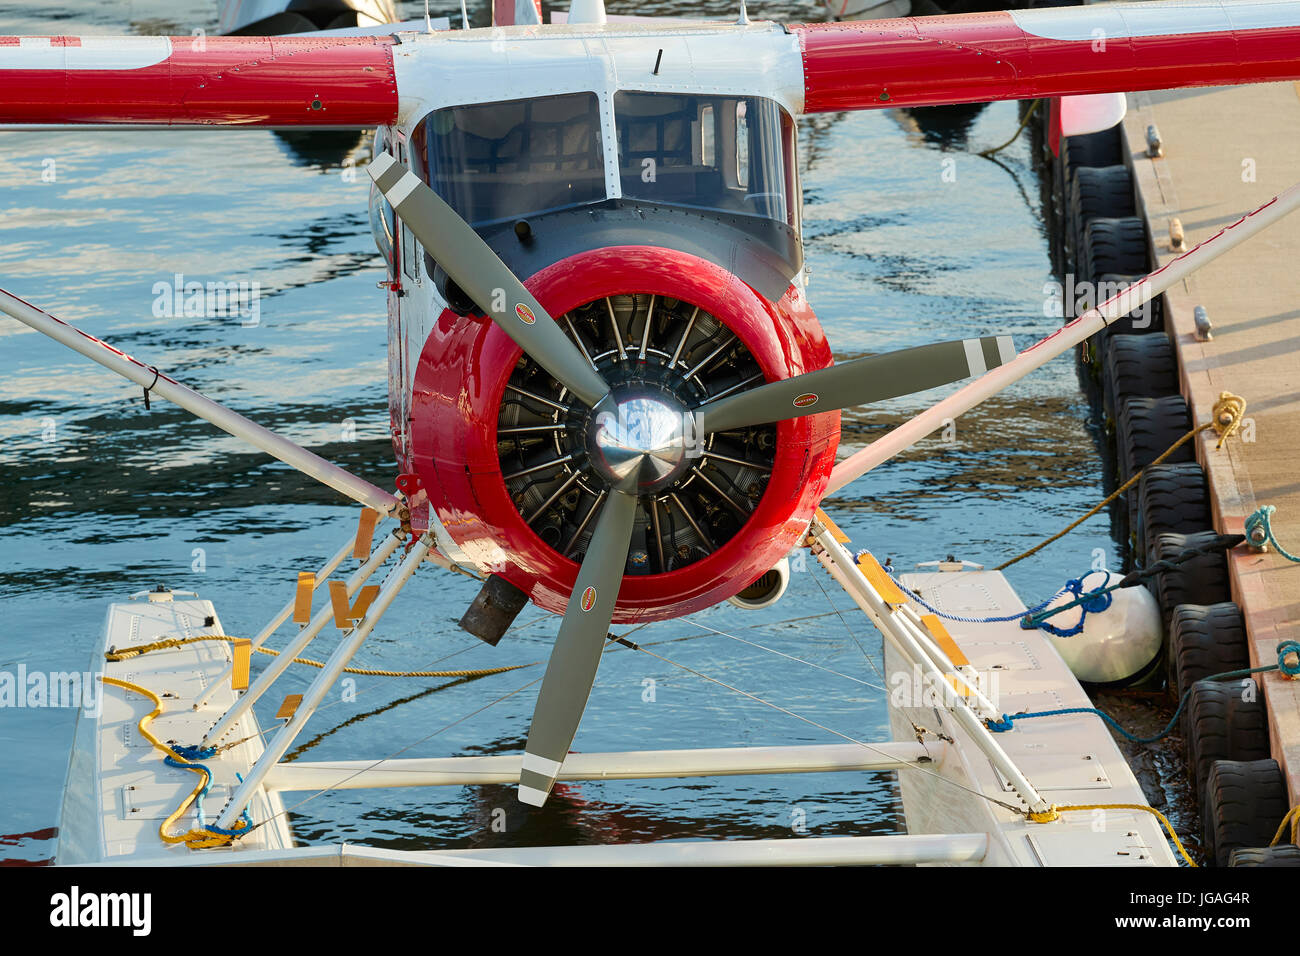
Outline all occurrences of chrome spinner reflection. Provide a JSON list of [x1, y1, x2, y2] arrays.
[[589, 394, 691, 491]]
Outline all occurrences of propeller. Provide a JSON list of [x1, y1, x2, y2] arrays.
[[694, 335, 1016, 434], [368, 154, 1022, 806], [367, 151, 612, 413], [517, 487, 639, 806]]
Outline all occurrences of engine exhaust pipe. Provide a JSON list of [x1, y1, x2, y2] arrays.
[[460, 574, 529, 646], [726, 557, 790, 611]]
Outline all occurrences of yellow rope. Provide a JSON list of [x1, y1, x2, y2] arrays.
[[100, 676, 246, 850], [978, 99, 1041, 157], [1031, 802, 1198, 867], [105, 636, 530, 679], [997, 392, 1247, 570], [1269, 805, 1300, 847]]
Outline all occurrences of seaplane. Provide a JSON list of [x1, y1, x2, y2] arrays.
[[5, 0, 1300, 866]]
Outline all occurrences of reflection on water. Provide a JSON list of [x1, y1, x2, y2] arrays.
[[890, 103, 991, 150], [0, 0, 1187, 864]]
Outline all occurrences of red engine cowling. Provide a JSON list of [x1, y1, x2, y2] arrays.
[[407, 246, 840, 622]]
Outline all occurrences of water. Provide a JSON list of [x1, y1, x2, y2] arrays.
[[0, 0, 1170, 863]]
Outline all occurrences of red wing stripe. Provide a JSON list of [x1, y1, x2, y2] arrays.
[[0, 35, 398, 127], [792, 3, 1300, 113]]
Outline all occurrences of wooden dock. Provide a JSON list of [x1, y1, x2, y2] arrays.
[[1122, 82, 1300, 806]]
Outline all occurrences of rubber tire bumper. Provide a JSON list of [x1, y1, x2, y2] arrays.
[[1137, 462, 1212, 565], [1229, 845, 1300, 866], [1148, 530, 1232, 632], [1186, 678, 1270, 807], [1116, 394, 1194, 539], [1103, 332, 1178, 427], [1202, 758, 1289, 868], [1067, 164, 1135, 277], [1166, 602, 1250, 703]]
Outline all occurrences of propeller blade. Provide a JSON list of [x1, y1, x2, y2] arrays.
[[367, 151, 612, 412], [693, 335, 1016, 434], [518, 488, 639, 807]]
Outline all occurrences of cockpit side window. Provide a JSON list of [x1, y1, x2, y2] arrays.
[[415, 93, 606, 228], [368, 130, 397, 275], [397, 139, 418, 280], [369, 181, 396, 276]]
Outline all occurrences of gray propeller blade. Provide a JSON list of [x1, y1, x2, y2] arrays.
[[517, 488, 639, 807], [694, 335, 1016, 434], [367, 151, 612, 412]]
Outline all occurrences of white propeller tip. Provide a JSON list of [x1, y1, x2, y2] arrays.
[[517, 784, 550, 807], [996, 335, 1017, 364]]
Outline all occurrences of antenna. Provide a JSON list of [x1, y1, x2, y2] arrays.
[[459, 0, 470, 30], [424, 0, 434, 33], [736, 0, 750, 25]]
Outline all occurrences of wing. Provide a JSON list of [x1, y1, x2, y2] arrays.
[[0, 35, 398, 129], [791, 0, 1300, 112], [5, 1, 1300, 130]]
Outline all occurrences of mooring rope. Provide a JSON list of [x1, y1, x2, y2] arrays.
[[1029, 803, 1197, 867], [1002, 643, 1300, 867], [105, 635, 530, 679], [100, 676, 250, 849], [979, 99, 1041, 157], [1018, 534, 1245, 634], [988, 643, 1300, 742], [1245, 505, 1300, 563], [1271, 805, 1300, 848], [1021, 571, 1113, 638], [997, 392, 1247, 571], [882, 538, 1240, 636], [878, 563, 1068, 624]]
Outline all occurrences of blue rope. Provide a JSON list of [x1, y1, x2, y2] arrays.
[[1020, 570, 1115, 638], [201, 772, 253, 837], [1279, 640, 1300, 677], [989, 648, 1298, 741], [165, 747, 252, 838], [987, 702, 1184, 743], [1245, 506, 1300, 562], [870, 554, 1067, 624], [172, 744, 217, 761], [874, 553, 1115, 637]]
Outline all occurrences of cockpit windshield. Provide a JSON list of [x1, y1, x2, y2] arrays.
[[412, 90, 798, 233], [614, 92, 797, 229], [415, 92, 606, 228]]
